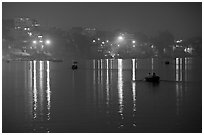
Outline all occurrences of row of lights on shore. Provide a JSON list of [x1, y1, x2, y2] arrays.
[[33, 40, 51, 45], [93, 37, 136, 48]]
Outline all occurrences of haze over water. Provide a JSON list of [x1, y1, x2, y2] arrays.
[[2, 57, 202, 133]]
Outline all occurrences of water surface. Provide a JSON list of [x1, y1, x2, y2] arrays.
[[2, 58, 202, 133]]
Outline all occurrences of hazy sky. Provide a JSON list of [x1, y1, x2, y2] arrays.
[[2, 2, 202, 38]]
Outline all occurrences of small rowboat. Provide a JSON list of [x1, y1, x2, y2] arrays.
[[145, 76, 160, 82]]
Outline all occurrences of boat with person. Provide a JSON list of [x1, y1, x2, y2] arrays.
[[145, 73, 160, 82]]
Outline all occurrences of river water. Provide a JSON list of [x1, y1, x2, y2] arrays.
[[2, 57, 202, 133]]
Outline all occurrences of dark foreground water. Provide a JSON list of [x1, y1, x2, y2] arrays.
[[2, 58, 202, 133]]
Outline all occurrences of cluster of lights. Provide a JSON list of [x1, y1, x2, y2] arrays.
[[24, 27, 30, 31], [32, 39, 51, 45], [176, 40, 183, 43], [93, 38, 110, 46], [28, 32, 32, 36]]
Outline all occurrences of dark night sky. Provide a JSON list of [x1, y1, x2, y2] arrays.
[[2, 2, 202, 38]]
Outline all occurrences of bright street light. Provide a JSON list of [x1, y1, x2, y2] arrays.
[[132, 40, 136, 44], [33, 40, 37, 44], [118, 36, 124, 41], [45, 40, 51, 45]]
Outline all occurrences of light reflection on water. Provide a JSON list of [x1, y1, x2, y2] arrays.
[[132, 59, 137, 127], [2, 57, 202, 132], [106, 59, 110, 107], [30, 61, 51, 132], [117, 59, 124, 127], [175, 57, 192, 82]]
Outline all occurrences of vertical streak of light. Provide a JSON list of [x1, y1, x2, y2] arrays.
[[46, 61, 51, 121], [110, 59, 113, 97], [101, 59, 103, 69], [39, 61, 44, 116], [118, 59, 124, 118], [98, 60, 100, 69], [180, 58, 182, 81], [151, 58, 154, 72], [33, 60, 37, 119], [185, 58, 187, 82], [176, 58, 179, 81], [132, 59, 135, 81], [110, 59, 113, 69], [132, 82, 136, 112], [93, 59, 95, 69], [132, 59, 136, 127], [106, 59, 109, 107], [106, 59, 109, 70], [132, 82, 136, 127], [101, 60, 103, 103]]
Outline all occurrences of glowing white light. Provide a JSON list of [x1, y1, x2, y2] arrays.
[[118, 36, 124, 40], [97, 38, 100, 41], [132, 40, 136, 44], [45, 40, 51, 45], [106, 40, 109, 43], [28, 32, 32, 36], [106, 59, 109, 70], [118, 44, 120, 47], [39, 40, 43, 43], [46, 61, 51, 120], [133, 45, 136, 48], [132, 59, 135, 81], [102, 41, 105, 44], [92, 40, 96, 43], [33, 40, 37, 44]]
